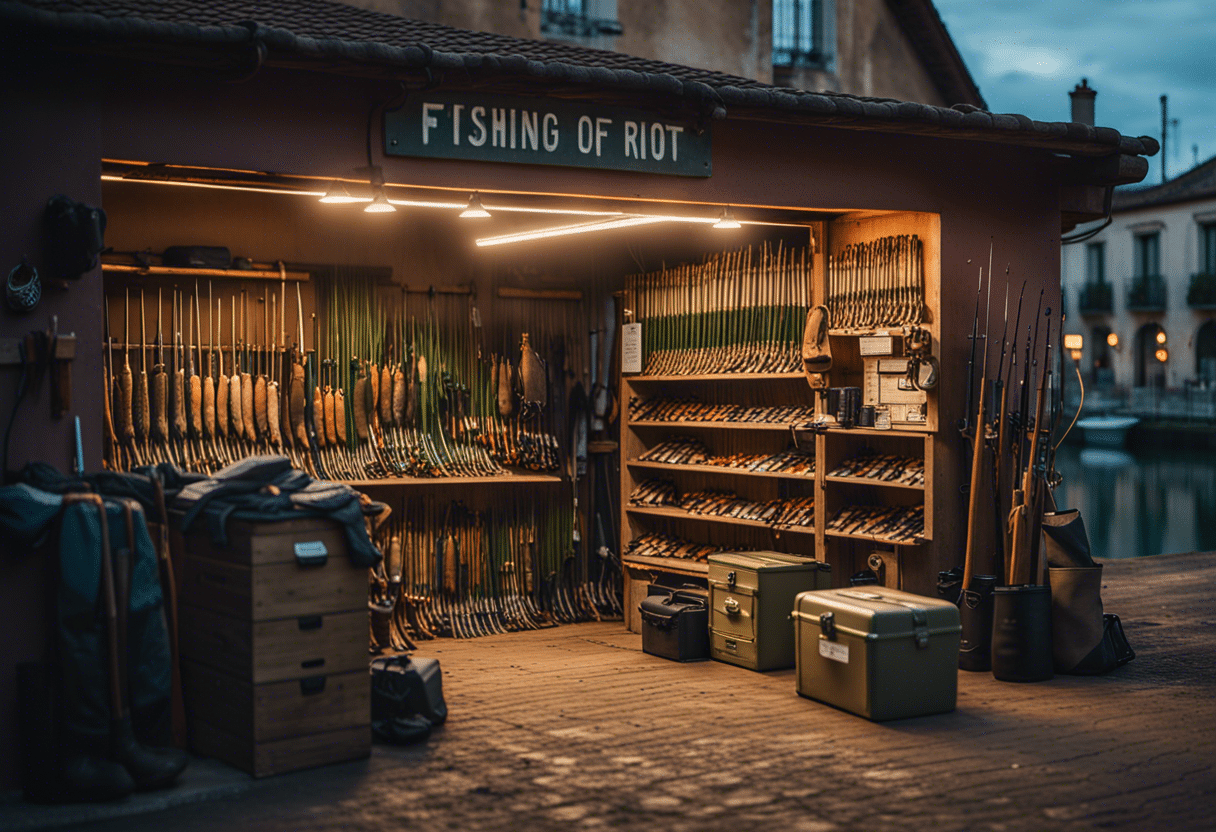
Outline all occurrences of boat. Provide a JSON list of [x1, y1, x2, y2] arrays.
[[1076, 416, 1140, 448]]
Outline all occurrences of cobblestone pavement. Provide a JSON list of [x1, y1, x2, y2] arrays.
[[51, 551, 1216, 831]]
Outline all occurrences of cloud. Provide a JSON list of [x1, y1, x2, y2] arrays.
[[935, 0, 1216, 171]]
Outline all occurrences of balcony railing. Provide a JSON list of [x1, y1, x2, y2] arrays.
[[1188, 273, 1216, 309], [1077, 282, 1112, 314], [1127, 275, 1166, 311]]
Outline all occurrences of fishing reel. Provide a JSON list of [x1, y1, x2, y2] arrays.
[[903, 325, 938, 391]]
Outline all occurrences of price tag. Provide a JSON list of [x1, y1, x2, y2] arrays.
[[819, 638, 849, 664], [621, 323, 642, 374]]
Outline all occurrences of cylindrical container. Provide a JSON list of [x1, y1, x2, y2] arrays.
[[858, 404, 875, 427], [991, 585, 1054, 682], [958, 575, 997, 672], [826, 388, 841, 419]]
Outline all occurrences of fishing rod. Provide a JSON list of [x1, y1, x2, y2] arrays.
[[962, 265, 993, 593], [959, 264, 984, 437]]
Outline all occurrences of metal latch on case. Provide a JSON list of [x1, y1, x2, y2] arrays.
[[726, 570, 736, 587], [819, 611, 836, 639], [294, 540, 328, 566], [724, 597, 741, 615]]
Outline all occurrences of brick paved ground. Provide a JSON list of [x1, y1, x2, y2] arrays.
[[31, 551, 1216, 831]]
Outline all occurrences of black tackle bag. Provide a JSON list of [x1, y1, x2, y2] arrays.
[[370, 656, 447, 745]]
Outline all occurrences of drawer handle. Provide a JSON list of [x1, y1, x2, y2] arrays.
[[297, 615, 323, 631], [300, 676, 327, 696], [294, 541, 328, 567], [724, 597, 741, 615], [301, 658, 325, 669]]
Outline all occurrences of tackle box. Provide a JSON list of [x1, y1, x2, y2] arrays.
[[639, 590, 710, 662], [708, 552, 832, 671], [792, 587, 960, 721]]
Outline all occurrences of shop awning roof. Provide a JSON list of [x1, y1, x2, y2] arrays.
[[2, 0, 1156, 178]]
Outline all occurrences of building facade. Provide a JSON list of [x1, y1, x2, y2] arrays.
[[1062, 157, 1216, 394], [338, 0, 985, 107]]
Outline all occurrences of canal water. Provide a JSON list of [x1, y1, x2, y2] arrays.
[[1052, 443, 1216, 559]]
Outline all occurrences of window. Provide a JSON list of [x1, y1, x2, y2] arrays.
[[773, 0, 831, 66], [1134, 232, 1160, 278], [1201, 222, 1216, 275], [541, 0, 622, 38], [1086, 242, 1106, 284]]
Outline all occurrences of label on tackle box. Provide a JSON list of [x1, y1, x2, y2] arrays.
[[819, 638, 849, 664]]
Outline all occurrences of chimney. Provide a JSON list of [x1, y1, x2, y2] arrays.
[[1070, 78, 1096, 126]]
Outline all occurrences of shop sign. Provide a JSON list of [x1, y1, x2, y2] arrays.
[[384, 92, 711, 177]]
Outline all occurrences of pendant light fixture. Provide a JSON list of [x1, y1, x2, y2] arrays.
[[318, 180, 358, 204], [713, 207, 741, 229], [459, 192, 492, 219], [364, 186, 396, 213]]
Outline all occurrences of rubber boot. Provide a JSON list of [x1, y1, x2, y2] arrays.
[[958, 575, 996, 672], [111, 717, 189, 791]]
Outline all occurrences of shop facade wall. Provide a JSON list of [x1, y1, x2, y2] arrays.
[[0, 75, 104, 791], [0, 63, 1063, 785]]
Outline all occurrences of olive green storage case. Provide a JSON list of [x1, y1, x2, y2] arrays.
[[793, 588, 960, 721], [709, 552, 831, 671]]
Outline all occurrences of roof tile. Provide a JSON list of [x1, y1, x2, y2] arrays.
[[3, 0, 1156, 165]]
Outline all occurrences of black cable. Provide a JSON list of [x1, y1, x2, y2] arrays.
[[1061, 185, 1115, 245]]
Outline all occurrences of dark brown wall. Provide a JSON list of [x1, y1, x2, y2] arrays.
[[0, 76, 104, 790]]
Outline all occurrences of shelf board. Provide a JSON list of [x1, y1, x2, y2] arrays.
[[103, 263, 310, 282], [824, 475, 924, 491], [343, 471, 562, 488], [824, 427, 931, 438], [825, 529, 927, 545], [625, 372, 806, 382], [626, 504, 814, 534], [629, 420, 801, 431], [622, 555, 709, 577], [628, 460, 815, 481]]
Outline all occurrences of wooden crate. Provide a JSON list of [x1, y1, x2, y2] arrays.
[[172, 514, 371, 777]]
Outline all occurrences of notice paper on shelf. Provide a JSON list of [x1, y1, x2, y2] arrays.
[[622, 323, 642, 374]]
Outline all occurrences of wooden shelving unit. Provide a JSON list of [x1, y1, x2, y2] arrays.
[[619, 211, 950, 631]]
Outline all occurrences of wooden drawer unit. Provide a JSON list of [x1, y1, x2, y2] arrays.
[[173, 514, 371, 777]]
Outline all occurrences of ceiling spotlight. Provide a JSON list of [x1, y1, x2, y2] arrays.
[[1106, 332, 1120, 349], [713, 207, 741, 229], [318, 180, 358, 204], [1155, 347, 1169, 363], [364, 187, 396, 213], [1155, 329, 1167, 345], [459, 192, 492, 219]]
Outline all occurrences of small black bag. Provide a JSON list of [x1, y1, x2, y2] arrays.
[[45, 195, 107, 280], [640, 590, 709, 662], [370, 656, 447, 745]]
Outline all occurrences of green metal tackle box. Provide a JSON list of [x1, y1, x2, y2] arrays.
[[792, 588, 960, 721], [708, 552, 832, 671]]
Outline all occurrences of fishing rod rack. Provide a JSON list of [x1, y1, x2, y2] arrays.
[[619, 212, 943, 628], [100, 260, 625, 641]]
